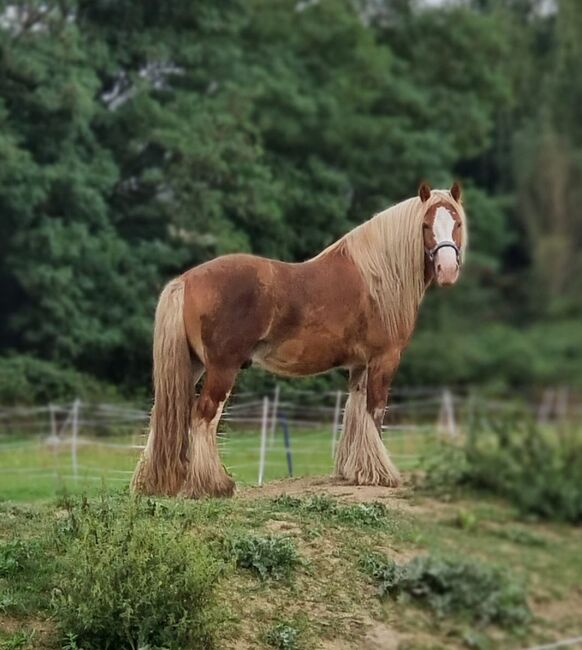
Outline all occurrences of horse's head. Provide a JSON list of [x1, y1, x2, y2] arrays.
[[419, 182, 465, 287]]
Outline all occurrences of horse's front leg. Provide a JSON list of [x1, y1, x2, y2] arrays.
[[367, 350, 401, 435], [334, 352, 401, 487]]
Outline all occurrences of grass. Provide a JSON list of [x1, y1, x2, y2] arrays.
[[1, 485, 581, 649], [0, 427, 437, 502]]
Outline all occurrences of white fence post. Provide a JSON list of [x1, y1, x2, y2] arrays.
[[269, 384, 280, 447], [71, 398, 81, 480], [437, 389, 457, 438], [331, 390, 342, 458], [258, 396, 270, 486], [49, 403, 57, 440]]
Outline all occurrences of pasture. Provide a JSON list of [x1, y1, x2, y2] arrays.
[[0, 427, 436, 502], [0, 395, 582, 650], [1, 405, 581, 650], [1, 477, 581, 650]]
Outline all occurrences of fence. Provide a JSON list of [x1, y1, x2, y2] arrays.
[[0, 386, 577, 496]]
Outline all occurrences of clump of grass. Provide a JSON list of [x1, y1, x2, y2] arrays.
[[361, 553, 530, 628], [0, 538, 49, 616], [265, 622, 300, 649], [272, 494, 389, 527], [225, 533, 300, 580], [491, 526, 548, 547], [0, 540, 39, 577], [0, 630, 35, 649], [51, 496, 221, 650], [423, 412, 582, 524]]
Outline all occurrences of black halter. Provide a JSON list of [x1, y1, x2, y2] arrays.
[[427, 240, 461, 263]]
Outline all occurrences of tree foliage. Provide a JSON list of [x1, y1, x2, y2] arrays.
[[0, 0, 580, 399]]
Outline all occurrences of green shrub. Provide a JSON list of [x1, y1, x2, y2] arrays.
[[265, 623, 300, 649], [225, 533, 300, 580], [361, 553, 530, 628], [0, 354, 118, 405], [51, 498, 221, 650], [424, 412, 582, 523]]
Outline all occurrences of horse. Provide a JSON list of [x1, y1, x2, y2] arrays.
[[131, 182, 467, 498]]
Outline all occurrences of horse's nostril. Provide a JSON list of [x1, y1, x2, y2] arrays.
[[437, 264, 442, 273]]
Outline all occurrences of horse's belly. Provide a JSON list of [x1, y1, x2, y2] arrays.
[[252, 338, 351, 377]]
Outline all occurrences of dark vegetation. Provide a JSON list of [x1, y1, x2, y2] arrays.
[[1, 0, 581, 403], [422, 412, 582, 523], [361, 553, 531, 628]]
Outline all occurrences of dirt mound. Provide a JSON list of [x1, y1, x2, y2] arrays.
[[237, 475, 414, 507]]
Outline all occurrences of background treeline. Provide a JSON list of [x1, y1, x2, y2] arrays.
[[0, 0, 580, 404]]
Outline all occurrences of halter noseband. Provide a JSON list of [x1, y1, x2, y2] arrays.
[[427, 241, 461, 264]]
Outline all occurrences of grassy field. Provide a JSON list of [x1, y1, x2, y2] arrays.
[[0, 428, 437, 502], [1, 479, 581, 649]]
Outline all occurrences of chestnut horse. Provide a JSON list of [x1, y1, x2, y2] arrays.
[[132, 182, 467, 498]]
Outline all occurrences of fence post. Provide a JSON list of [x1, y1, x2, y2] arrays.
[[280, 414, 293, 477], [49, 403, 57, 440], [258, 396, 270, 486], [556, 386, 569, 423], [269, 384, 280, 447], [331, 390, 342, 458], [71, 398, 81, 480], [438, 389, 457, 438], [537, 388, 555, 425]]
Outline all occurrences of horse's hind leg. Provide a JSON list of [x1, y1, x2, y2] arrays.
[[181, 366, 237, 498]]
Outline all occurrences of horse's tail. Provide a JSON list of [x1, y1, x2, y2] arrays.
[[132, 278, 193, 495]]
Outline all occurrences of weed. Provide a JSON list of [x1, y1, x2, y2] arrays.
[[361, 552, 531, 628], [51, 496, 221, 650], [272, 494, 390, 528], [225, 533, 300, 580], [0, 631, 35, 650], [0, 540, 39, 577], [265, 623, 300, 649]]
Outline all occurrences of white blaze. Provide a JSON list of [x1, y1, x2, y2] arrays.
[[433, 206, 455, 243], [433, 207, 457, 269]]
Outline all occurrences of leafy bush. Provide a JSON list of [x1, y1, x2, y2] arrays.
[[265, 623, 300, 649], [361, 553, 530, 627], [0, 354, 118, 405], [225, 533, 300, 580], [51, 497, 221, 650], [424, 412, 582, 523]]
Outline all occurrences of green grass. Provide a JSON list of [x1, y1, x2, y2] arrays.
[[0, 428, 437, 502], [0, 488, 581, 649]]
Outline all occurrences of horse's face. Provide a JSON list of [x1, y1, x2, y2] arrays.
[[419, 182, 463, 287]]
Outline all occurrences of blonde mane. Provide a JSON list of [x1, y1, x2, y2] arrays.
[[331, 190, 467, 342]]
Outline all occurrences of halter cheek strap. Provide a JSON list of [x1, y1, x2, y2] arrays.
[[427, 241, 461, 263]]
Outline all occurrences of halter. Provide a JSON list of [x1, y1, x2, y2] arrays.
[[427, 241, 461, 264]]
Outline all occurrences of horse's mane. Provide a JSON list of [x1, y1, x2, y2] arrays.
[[322, 190, 467, 341]]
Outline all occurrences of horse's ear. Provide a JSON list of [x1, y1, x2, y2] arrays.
[[418, 182, 432, 203], [450, 181, 462, 202]]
